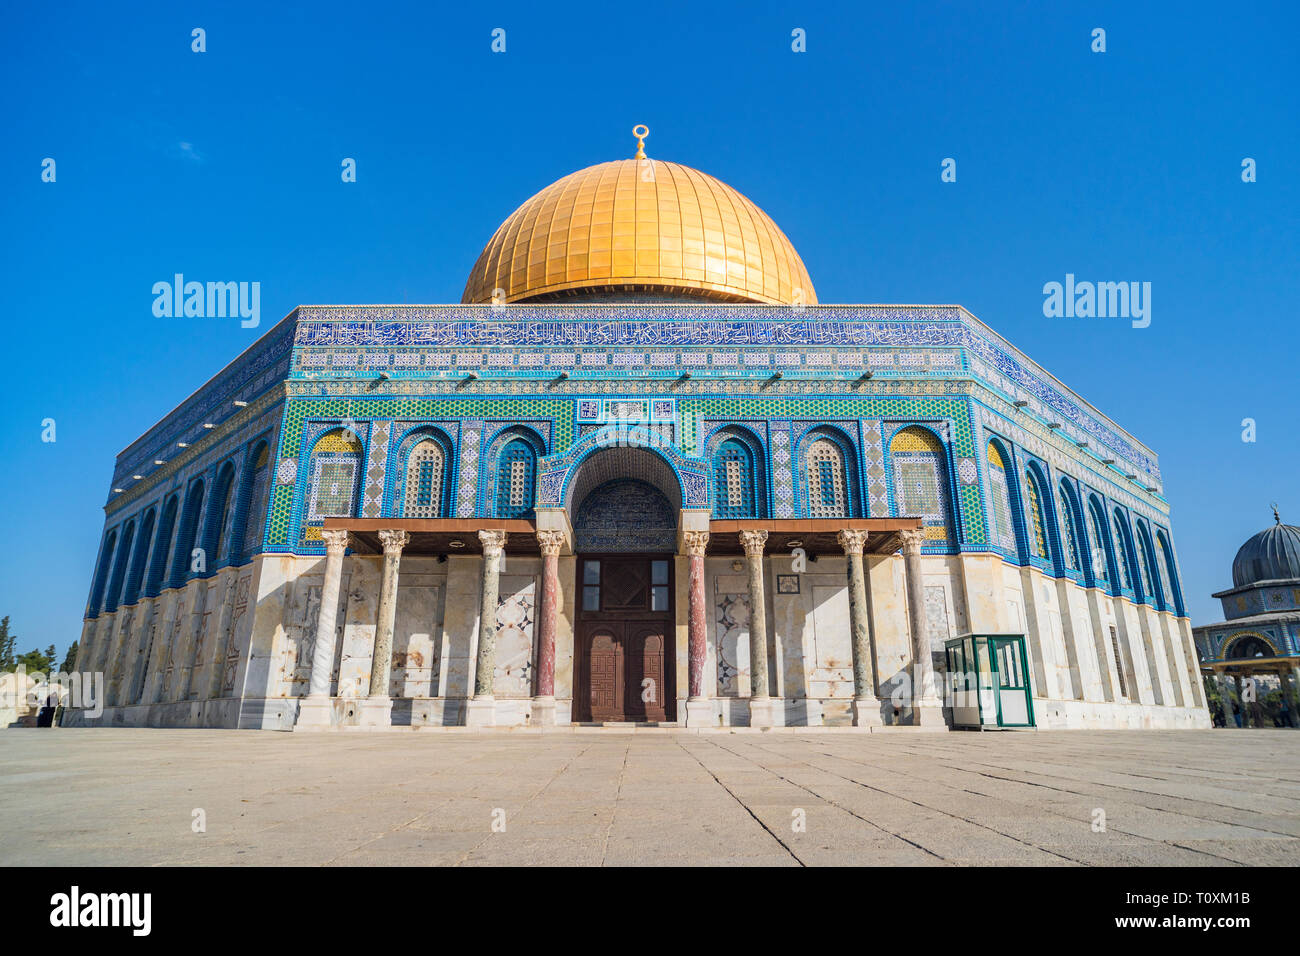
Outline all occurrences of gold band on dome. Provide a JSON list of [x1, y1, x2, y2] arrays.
[[461, 155, 817, 306]]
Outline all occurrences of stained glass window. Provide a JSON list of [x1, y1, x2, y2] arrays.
[[495, 439, 536, 518], [1087, 499, 1109, 583], [1025, 471, 1050, 560], [806, 438, 847, 517], [890, 426, 952, 544], [1112, 513, 1135, 589], [405, 440, 445, 518], [1058, 483, 1081, 571], [713, 438, 756, 518], [986, 441, 1016, 551]]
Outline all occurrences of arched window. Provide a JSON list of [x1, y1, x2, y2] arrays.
[[170, 478, 205, 587], [889, 426, 953, 545], [1057, 481, 1082, 571], [1135, 523, 1159, 606], [104, 520, 136, 613], [146, 495, 178, 597], [237, 444, 271, 562], [1086, 497, 1111, 585], [1112, 511, 1136, 590], [713, 437, 759, 519], [985, 441, 1016, 552], [88, 528, 118, 615], [1156, 531, 1182, 615], [495, 438, 537, 518], [405, 439, 448, 518], [1024, 469, 1051, 561], [203, 461, 237, 570], [307, 429, 364, 520], [806, 438, 848, 517], [122, 507, 156, 606]]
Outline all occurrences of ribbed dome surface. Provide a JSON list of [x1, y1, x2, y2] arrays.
[[1232, 519, 1300, 587], [462, 157, 815, 306]]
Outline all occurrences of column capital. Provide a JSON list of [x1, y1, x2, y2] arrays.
[[378, 528, 410, 554], [682, 530, 710, 557], [321, 529, 351, 554], [837, 528, 869, 555], [898, 528, 926, 554], [536, 529, 565, 556], [478, 528, 508, 556], [738, 529, 769, 557]]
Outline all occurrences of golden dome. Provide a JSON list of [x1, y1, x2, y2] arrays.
[[462, 133, 816, 306]]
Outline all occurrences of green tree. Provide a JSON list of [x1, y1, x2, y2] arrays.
[[60, 641, 78, 674], [0, 616, 15, 672], [16, 644, 57, 674]]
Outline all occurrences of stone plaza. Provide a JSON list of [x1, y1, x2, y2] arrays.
[[2, 729, 1295, 866]]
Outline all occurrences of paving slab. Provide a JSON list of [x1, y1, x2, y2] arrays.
[[0, 728, 1296, 866]]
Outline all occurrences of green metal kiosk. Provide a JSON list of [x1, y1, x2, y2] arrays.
[[943, 634, 1036, 729]]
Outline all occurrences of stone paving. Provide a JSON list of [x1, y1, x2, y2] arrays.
[[1, 729, 1297, 866]]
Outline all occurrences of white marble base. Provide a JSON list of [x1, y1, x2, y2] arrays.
[[295, 696, 336, 730], [464, 696, 497, 728], [748, 697, 780, 728], [913, 700, 948, 730], [852, 696, 885, 727], [684, 698, 714, 728], [531, 696, 557, 727], [357, 696, 393, 729]]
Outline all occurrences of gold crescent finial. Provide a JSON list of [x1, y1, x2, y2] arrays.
[[1271, 501, 1281, 524], [633, 124, 649, 159]]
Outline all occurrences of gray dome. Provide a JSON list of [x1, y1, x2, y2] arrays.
[[1232, 513, 1300, 587]]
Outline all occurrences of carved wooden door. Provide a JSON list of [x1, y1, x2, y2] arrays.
[[587, 627, 623, 722]]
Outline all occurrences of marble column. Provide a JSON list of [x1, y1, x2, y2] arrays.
[[296, 529, 350, 728], [466, 529, 507, 727], [838, 528, 883, 727], [359, 528, 409, 727], [900, 528, 946, 728], [739, 530, 777, 727], [533, 530, 565, 727], [682, 530, 712, 728]]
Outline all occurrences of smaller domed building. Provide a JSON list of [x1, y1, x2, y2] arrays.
[[1194, 508, 1300, 726]]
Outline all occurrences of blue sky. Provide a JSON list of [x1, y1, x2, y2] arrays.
[[2, 0, 1296, 656]]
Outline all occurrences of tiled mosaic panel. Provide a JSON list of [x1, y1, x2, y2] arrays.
[[677, 397, 984, 544], [360, 421, 391, 518], [267, 399, 574, 548]]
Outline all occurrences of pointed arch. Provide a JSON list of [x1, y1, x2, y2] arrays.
[[1057, 479, 1084, 573], [1085, 494, 1115, 590], [984, 438, 1018, 554], [707, 425, 765, 519], [1155, 529, 1184, 616], [1111, 508, 1138, 593], [1134, 520, 1161, 607], [104, 519, 136, 613], [888, 425, 954, 548], [88, 527, 119, 616], [233, 441, 272, 563], [394, 427, 455, 518], [202, 460, 238, 571], [169, 477, 206, 587], [490, 426, 544, 519], [122, 506, 157, 606], [306, 428, 364, 521], [146, 494, 179, 597], [797, 425, 860, 518], [1022, 465, 1052, 562]]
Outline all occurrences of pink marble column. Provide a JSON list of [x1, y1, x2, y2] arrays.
[[534, 531, 565, 703], [683, 530, 710, 726]]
